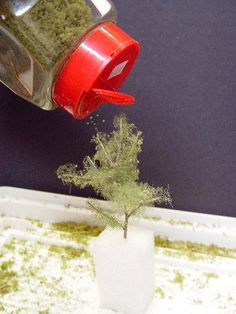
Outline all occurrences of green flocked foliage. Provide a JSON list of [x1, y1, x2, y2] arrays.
[[57, 114, 171, 238]]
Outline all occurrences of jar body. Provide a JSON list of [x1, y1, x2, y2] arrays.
[[0, 0, 117, 110]]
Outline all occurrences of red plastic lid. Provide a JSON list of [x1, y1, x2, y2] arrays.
[[52, 22, 140, 119]]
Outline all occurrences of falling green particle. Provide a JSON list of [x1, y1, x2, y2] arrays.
[[193, 299, 203, 305]]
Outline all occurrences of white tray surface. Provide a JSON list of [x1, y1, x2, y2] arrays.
[[0, 187, 236, 314]]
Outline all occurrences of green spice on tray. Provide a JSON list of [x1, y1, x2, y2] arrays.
[[204, 272, 218, 280], [49, 245, 91, 260], [155, 287, 165, 298], [38, 311, 49, 314], [51, 222, 102, 245], [0, 260, 18, 295], [0, 219, 236, 312], [0, 303, 5, 312], [0, 260, 14, 272], [1, 0, 92, 67], [154, 236, 236, 261], [172, 271, 185, 287]]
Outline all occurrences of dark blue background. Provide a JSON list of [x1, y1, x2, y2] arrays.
[[0, 0, 235, 216]]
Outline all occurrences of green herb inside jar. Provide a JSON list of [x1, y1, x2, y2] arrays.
[[1, 0, 92, 67]]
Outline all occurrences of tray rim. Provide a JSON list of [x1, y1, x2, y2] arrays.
[[0, 186, 236, 249]]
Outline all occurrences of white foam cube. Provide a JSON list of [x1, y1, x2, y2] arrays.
[[92, 226, 155, 314]]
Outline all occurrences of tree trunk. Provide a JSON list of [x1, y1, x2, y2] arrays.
[[123, 212, 129, 239]]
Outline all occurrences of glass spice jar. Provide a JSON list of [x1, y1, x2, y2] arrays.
[[0, 0, 140, 119]]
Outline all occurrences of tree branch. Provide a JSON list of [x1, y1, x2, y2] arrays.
[[127, 193, 171, 218], [123, 212, 129, 239], [88, 201, 124, 229], [114, 135, 122, 164], [119, 117, 123, 159], [0, 283, 9, 290], [96, 135, 114, 167], [87, 156, 98, 169]]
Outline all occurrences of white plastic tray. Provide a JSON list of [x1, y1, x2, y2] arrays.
[[0, 186, 236, 314]]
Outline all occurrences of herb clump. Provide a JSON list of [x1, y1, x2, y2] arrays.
[[57, 114, 171, 239]]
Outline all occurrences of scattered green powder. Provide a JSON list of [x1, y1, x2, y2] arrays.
[[192, 272, 219, 290], [51, 222, 102, 245], [160, 267, 169, 272], [0, 260, 18, 295], [216, 293, 222, 300], [28, 219, 44, 228], [172, 271, 185, 287], [4, 241, 16, 252], [1, 0, 92, 66], [168, 219, 193, 227], [1, 220, 236, 312], [228, 295, 233, 302], [1, 222, 101, 288], [0, 260, 14, 271], [143, 216, 162, 222], [154, 236, 236, 261], [64, 203, 71, 209], [194, 276, 211, 290], [0, 235, 95, 305], [49, 244, 91, 260], [0, 303, 5, 312], [204, 272, 219, 280], [155, 287, 165, 298]]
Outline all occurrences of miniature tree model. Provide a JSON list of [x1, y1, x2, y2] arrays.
[[57, 114, 171, 239]]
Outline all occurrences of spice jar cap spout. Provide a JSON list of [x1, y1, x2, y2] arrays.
[[52, 22, 140, 119]]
